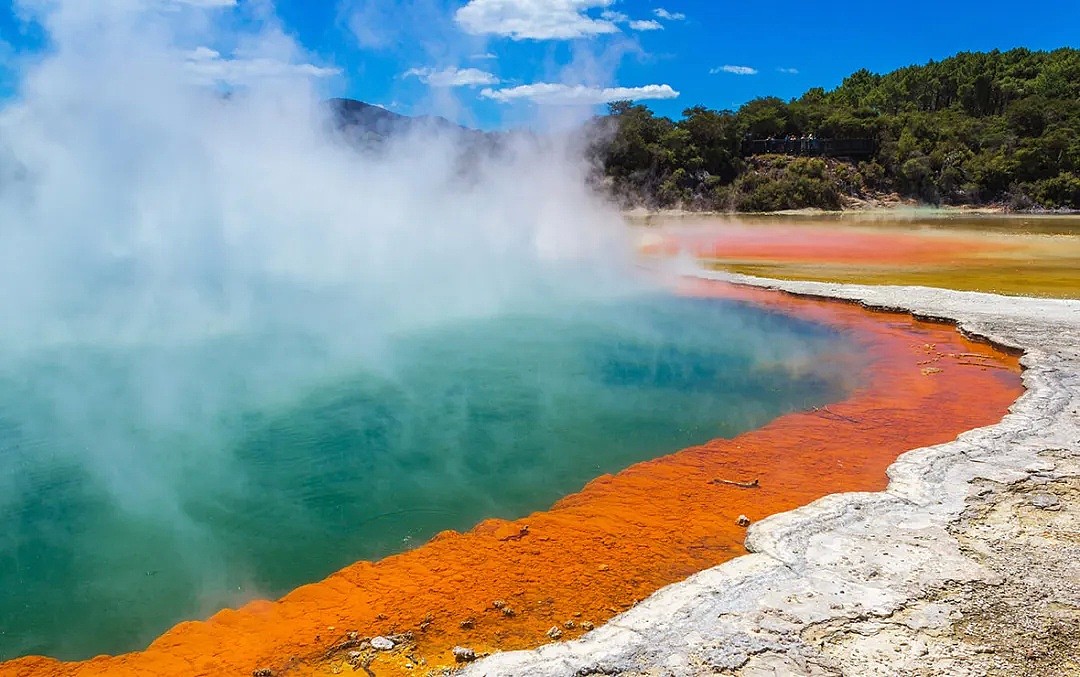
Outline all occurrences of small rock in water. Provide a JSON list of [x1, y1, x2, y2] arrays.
[[546, 626, 563, 640], [1029, 493, 1061, 510], [736, 514, 751, 527], [370, 636, 395, 651], [452, 646, 477, 663], [459, 617, 475, 630], [581, 621, 595, 631]]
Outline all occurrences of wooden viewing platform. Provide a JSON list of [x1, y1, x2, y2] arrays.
[[742, 138, 877, 158]]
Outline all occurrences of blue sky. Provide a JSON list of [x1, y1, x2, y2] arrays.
[[1, 0, 1078, 129]]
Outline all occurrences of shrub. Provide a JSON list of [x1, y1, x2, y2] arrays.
[[1028, 172, 1080, 208]]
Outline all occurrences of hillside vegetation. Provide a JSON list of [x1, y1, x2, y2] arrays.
[[591, 48, 1080, 211]]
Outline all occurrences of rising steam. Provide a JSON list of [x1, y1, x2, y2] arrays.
[[0, 1, 638, 656], [1, 3, 631, 343], [0, 2, 632, 481]]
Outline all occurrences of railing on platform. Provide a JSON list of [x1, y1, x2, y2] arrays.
[[741, 138, 877, 158]]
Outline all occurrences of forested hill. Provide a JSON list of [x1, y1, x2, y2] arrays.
[[591, 47, 1080, 211]]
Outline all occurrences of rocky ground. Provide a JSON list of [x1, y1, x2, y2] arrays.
[[459, 275, 1080, 677]]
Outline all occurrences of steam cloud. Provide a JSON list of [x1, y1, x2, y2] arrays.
[[0, 0, 635, 644], [1, 3, 631, 345]]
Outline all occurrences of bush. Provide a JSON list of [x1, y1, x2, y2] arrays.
[[858, 161, 887, 190], [727, 156, 844, 211], [1027, 172, 1080, 208]]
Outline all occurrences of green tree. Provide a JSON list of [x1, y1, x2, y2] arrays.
[[590, 48, 1080, 210]]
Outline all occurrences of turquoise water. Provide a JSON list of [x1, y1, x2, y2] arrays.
[[0, 294, 860, 661]]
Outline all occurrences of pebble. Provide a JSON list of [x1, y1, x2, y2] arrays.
[[546, 626, 563, 640], [1029, 493, 1061, 510], [452, 646, 477, 663], [370, 636, 395, 651], [736, 515, 751, 527]]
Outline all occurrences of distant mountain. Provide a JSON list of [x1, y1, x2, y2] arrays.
[[327, 98, 484, 143]]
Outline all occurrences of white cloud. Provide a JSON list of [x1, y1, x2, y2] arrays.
[[375, 100, 406, 112], [602, 8, 664, 32], [184, 47, 341, 85], [778, 67, 799, 74], [153, 0, 236, 12], [600, 9, 628, 21], [710, 64, 757, 75], [166, 0, 237, 7], [187, 46, 221, 60], [403, 66, 500, 87], [480, 82, 679, 105], [471, 52, 498, 60], [455, 0, 621, 40], [653, 8, 685, 20]]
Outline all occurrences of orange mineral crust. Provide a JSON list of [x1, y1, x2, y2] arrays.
[[3, 282, 1022, 677], [641, 223, 1016, 266]]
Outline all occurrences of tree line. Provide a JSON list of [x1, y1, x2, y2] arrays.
[[588, 47, 1080, 211]]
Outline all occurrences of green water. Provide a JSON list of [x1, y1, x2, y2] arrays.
[[0, 294, 860, 661]]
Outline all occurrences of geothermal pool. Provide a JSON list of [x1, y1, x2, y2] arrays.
[[0, 293, 859, 662]]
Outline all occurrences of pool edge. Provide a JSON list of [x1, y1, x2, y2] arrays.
[[466, 273, 1080, 676]]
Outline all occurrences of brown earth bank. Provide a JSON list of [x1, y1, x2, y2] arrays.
[[626, 203, 1080, 218], [1, 281, 1023, 677]]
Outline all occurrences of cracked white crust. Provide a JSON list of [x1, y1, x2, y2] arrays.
[[461, 274, 1080, 676]]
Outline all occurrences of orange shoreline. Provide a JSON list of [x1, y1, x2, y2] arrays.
[[3, 280, 1023, 677], [640, 224, 1019, 266]]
